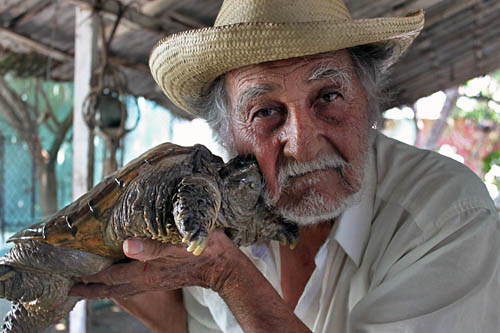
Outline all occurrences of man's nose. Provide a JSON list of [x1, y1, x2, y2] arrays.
[[281, 108, 326, 161]]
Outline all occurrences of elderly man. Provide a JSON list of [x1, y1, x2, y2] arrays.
[[71, 0, 500, 332]]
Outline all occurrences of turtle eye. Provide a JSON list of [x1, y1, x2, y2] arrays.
[[236, 154, 257, 167], [238, 177, 257, 190], [238, 178, 248, 190]]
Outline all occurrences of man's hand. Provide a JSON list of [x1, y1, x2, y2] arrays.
[[69, 230, 239, 332], [70, 229, 311, 332], [70, 230, 236, 300]]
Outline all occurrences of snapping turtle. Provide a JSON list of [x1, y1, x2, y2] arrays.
[[0, 142, 298, 333]]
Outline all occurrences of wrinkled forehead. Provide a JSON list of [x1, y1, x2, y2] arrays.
[[225, 50, 354, 91]]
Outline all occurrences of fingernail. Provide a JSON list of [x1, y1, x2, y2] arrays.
[[124, 239, 143, 255]]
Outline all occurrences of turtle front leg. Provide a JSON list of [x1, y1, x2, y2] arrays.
[[0, 265, 24, 302], [110, 173, 221, 255], [223, 210, 299, 248], [173, 175, 221, 255], [0, 264, 49, 303]]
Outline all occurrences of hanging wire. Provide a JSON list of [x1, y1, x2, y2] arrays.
[[46, 0, 59, 81], [81, 1, 141, 173]]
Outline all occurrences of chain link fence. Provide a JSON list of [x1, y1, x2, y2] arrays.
[[0, 134, 39, 240]]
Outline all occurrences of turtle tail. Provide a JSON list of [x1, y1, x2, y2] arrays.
[[1, 302, 38, 333], [0, 299, 78, 333]]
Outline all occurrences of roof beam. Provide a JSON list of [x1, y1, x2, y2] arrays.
[[0, 26, 72, 62], [65, 0, 205, 33], [169, 11, 206, 29], [0, 27, 149, 73], [426, 0, 483, 28], [392, 0, 442, 16], [140, 0, 178, 16]]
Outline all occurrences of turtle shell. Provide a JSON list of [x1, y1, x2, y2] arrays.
[[8, 142, 224, 260]]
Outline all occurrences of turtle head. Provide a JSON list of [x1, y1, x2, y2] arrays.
[[219, 154, 264, 212]]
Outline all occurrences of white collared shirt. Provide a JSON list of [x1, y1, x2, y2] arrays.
[[183, 132, 500, 332]]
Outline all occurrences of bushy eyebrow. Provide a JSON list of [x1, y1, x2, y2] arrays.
[[235, 84, 274, 116], [233, 65, 352, 116], [307, 64, 352, 90]]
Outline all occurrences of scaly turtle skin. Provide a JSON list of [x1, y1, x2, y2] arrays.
[[0, 143, 298, 333]]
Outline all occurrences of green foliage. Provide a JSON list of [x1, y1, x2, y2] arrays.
[[0, 50, 48, 78], [491, 69, 500, 82], [453, 72, 500, 125], [452, 103, 500, 123], [5, 74, 73, 118], [1, 74, 75, 223], [483, 150, 500, 174], [3, 74, 73, 148]]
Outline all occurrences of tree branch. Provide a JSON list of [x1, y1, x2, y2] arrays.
[[33, 79, 41, 119], [423, 86, 460, 150], [0, 77, 26, 133], [35, 84, 61, 134], [462, 93, 500, 107], [0, 76, 46, 164], [48, 110, 73, 164], [0, 76, 37, 131], [409, 102, 421, 147]]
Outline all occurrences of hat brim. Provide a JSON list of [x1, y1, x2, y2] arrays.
[[149, 10, 424, 116]]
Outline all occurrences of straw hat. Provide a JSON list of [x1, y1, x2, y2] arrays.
[[149, 0, 425, 116]]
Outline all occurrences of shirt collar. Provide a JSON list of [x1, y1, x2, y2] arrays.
[[332, 146, 376, 266]]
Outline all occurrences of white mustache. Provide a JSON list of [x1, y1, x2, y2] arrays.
[[263, 153, 350, 206], [278, 153, 349, 185]]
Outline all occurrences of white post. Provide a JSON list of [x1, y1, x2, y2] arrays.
[[71, 5, 98, 333]]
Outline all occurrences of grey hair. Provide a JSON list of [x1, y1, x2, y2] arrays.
[[185, 75, 235, 152], [308, 63, 353, 93], [186, 43, 396, 148], [348, 43, 396, 128]]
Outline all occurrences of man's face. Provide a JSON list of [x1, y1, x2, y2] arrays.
[[225, 50, 372, 225]]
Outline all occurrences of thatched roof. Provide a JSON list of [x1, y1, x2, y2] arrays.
[[1, 0, 499, 118]]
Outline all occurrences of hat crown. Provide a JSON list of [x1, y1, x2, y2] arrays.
[[214, 0, 352, 26]]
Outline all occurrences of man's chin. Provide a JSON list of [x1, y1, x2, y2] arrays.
[[271, 187, 364, 226], [278, 208, 342, 226]]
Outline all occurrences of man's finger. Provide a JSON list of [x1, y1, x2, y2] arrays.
[[69, 283, 116, 299], [69, 282, 147, 299], [123, 238, 186, 261], [77, 261, 147, 285]]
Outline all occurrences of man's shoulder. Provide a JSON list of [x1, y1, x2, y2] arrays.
[[373, 132, 497, 229]]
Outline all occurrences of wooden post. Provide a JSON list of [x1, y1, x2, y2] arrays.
[[70, 5, 98, 333], [0, 132, 4, 243]]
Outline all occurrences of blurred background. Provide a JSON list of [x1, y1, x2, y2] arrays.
[[0, 0, 499, 331]]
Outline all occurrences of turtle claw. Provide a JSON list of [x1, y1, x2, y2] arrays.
[[186, 237, 207, 256], [273, 220, 299, 250], [281, 232, 298, 250], [182, 232, 193, 244], [186, 239, 197, 252], [193, 238, 207, 256]]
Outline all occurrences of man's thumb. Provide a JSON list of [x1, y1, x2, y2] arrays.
[[123, 238, 158, 261]]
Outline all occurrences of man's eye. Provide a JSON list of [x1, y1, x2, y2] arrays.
[[319, 91, 340, 102], [254, 108, 277, 118], [251, 106, 285, 129]]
